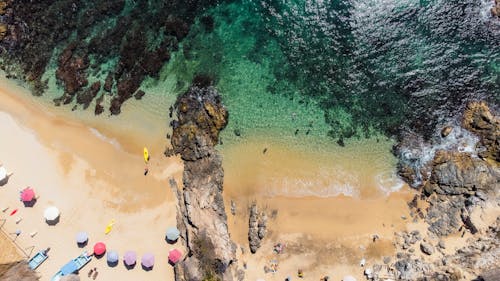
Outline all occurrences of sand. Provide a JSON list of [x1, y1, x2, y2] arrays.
[[1, 74, 424, 281], [0, 80, 184, 280]]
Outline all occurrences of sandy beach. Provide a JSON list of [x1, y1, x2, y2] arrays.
[[3, 72, 497, 281], [0, 76, 418, 281], [0, 79, 184, 280]]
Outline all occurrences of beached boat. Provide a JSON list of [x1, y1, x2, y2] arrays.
[[51, 252, 92, 281], [28, 249, 49, 270]]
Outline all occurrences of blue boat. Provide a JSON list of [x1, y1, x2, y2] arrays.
[[51, 251, 92, 281], [28, 248, 49, 270]]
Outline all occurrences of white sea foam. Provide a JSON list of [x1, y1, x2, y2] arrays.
[[263, 168, 360, 198], [376, 171, 404, 195], [398, 123, 479, 187], [89, 128, 122, 150]]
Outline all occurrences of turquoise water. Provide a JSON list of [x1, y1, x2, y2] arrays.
[[5, 0, 498, 198], [160, 0, 499, 144], [4, 0, 499, 147]]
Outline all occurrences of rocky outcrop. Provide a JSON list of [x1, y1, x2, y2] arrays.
[[462, 101, 500, 162], [169, 83, 241, 281], [398, 102, 500, 236], [366, 218, 500, 280], [492, 0, 500, 17], [248, 202, 268, 254], [372, 101, 500, 280]]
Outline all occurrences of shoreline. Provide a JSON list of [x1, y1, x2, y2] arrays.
[[1, 74, 420, 280]]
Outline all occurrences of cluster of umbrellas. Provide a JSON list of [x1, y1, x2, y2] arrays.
[[73, 228, 182, 269]]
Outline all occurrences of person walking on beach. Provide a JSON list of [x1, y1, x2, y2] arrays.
[[144, 167, 149, 176]]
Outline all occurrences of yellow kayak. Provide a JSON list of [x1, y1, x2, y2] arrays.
[[143, 147, 149, 163], [104, 219, 115, 235]]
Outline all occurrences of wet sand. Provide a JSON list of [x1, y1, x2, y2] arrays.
[[222, 137, 417, 280]]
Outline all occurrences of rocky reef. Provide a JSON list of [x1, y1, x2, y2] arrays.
[[168, 82, 241, 281], [0, 0, 217, 114]]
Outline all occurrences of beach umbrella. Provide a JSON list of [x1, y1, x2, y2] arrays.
[[166, 226, 180, 241], [168, 249, 182, 264], [343, 276, 357, 281], [107, 250, 119, 263], [93, 242, 106, 255], [75, 232, 88, 244], [20, 188, 35, 202], [0, 166, 6, 181], [141, 253, 155, 268], [124, 251, 137, 266], [44, 206, 60, 221]]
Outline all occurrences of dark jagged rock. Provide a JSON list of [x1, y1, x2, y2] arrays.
[[76, 81, 100, 109], [0, 0, 219, 113], [103, 72, 113, 92], [55, 42, 89, 97], [134, 90, 145, 100], [169, 83, 240, 281]]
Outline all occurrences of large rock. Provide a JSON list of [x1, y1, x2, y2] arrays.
[[248, 203, 268, 253], [462, 101, 500, 162], [169, 83, 240, 281], [424, 150, 499, 196]]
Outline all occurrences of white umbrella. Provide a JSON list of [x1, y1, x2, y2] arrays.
[[0, 166, 6, 181], [343, 276, 357, 281], [44, 206, 60, 221]]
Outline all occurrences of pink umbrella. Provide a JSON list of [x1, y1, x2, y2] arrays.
[[21, 188, 35, 202], [124, 251, 137, 266], [168, 249, 182, 264], [93, 242, 106, 256], [141, 253, 155, 268]]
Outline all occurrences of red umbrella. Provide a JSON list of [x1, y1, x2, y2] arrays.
[[168, 249, 182, 264], [93, 242, 106, 255], [9, 209, 18, 216], [21, 188, 35, 202]]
